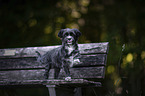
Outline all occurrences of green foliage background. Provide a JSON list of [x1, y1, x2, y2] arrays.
[[0, 0, 145, 96]]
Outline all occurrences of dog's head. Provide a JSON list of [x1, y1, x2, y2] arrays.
[[58, 28, 81, 45]]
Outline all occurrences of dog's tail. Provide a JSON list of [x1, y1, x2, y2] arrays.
[[35, 51, 41, 57], [35, 51, 42, 63]]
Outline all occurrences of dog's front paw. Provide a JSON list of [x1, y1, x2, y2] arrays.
[[74, 59, 80, 64], [65, 77, 72, 81]]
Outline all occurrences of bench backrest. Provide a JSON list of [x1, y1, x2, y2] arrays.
[[0, 42, 109, 85]]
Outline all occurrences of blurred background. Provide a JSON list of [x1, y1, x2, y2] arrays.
[[0, 0, 145, 96]]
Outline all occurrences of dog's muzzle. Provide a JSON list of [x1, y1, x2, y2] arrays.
[[66, 36, 74, 45]]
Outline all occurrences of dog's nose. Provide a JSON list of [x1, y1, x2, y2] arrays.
[[68, 38, 71, 40]]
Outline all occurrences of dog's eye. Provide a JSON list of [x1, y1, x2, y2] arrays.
[[64, 33, 68, 36], [70, 32, 74, 36]]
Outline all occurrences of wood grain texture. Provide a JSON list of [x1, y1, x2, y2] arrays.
[[0, 42, 109, 58], [0, 58, 42, 70], [0, 67, 105, 81], [0, 79, 102, 87], [76, 54, 107, 67], [0, 54, 106, 70]]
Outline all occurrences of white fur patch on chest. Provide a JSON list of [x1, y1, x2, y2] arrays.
[[66, 46, 75, 55]]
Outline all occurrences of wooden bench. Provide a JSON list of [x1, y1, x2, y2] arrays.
[[0, 42, 109, 96]]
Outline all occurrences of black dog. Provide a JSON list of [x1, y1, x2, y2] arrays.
[[36, 28, 81, 81]]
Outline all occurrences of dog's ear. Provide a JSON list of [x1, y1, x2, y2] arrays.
[[73, 29, 81, 37], [58, 29, 64, 38]]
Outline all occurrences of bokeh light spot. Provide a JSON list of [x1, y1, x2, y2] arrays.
[[78, 18, 85, 26], [141, 51, 145, 59], [114, 78, 122, 87], [44, 26, 52, 34], [71, 10, 81, 18], [66, 23, 79, 29], [79, 0, 90, 7], [107, 65, 115, 74], [56, 17, 65, 23], [126, 53, 133, 62], [28, 19, 37, 27]]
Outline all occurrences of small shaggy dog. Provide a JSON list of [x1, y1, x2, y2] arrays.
[[36, 28, 81, 81]]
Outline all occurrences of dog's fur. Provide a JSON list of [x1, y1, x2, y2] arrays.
[[36, 28, 81, 80]]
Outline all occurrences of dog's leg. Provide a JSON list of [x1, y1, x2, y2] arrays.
[[54, 68, 60, 79], [44, 64, 51, 79], [64, 67, 70, 77], [64, 66, 72, 81]]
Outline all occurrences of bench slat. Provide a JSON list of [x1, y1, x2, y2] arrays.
[[0, 79, 102, 87], [0, 54, 107, 70], [0, 42, 109, 58], [0, 67, 105, 81]]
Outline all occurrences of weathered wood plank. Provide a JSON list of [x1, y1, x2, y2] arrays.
[[0, 58, 41, 70], [76, 54, 107, 67], [0, 79, 102, 87], [79, 42, 109, 54], [0, 42, 109, 58], [0, 58, 42, 70], [0, 67, 105, 81], [59, 67, 105, 79], [0, 54, 106, 70]]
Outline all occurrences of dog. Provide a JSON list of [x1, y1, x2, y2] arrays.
[[36, 28, 81, 81]]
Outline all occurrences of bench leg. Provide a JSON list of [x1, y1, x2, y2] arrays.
[[46, 85, 56, 96], [74, 87, 82, 96]]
